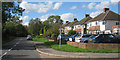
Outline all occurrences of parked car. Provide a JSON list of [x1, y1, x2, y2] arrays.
[[27, 35, 32, 40], [75, 34, 92, 43], [57, 34, 70, 41], [88, 34, 120, 43], [69, 34, 78, 42], [81, 34, 98, 43]]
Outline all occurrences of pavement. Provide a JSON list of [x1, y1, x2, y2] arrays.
[[35, 42, 120, 59]]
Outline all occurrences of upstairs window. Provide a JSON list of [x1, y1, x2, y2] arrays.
[[102, 21, 106, 25], [116, 22, 119, 25], [96, 22, 98, 26]]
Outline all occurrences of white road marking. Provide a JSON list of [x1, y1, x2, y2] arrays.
[[0, 52, 8, 59], [1, 38, 22, 59]]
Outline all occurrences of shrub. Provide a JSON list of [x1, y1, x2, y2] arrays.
[[68, 30, 76, 36]]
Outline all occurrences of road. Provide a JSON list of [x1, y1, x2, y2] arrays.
[[1, 37, 63, 60]]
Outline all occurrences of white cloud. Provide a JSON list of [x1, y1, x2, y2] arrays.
[[20, 16, 29, 23], [88, 3, 96, 9], [95, 1, 109, 10], [88, 1, 109, 10], [88, 1, 110, 18], [20, 1, 53, 13], [90, 11, 102, 18], [53, 2, 62, 9], [60, 13, 75, 23], [40, 14, 54, 21], [70, 6, 77, 9], [22, 22, 29, 26], [111, 0, 120, 4], [82, 5, 86, 8]]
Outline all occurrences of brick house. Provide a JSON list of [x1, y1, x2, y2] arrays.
[[87, 8, 120, 34], [61, 18, 78, 34], [74, 14, 92, 34]]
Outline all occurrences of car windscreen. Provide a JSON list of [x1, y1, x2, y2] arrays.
[[90, 35, 98, 38], [75, 35, 81, 37], [104, 35, 116, 38], [71, 34, 77, 37], [82, 35, 92, 38]]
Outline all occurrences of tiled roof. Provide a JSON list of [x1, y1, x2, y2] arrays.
[[61, 22, 70, 28], [87, 10, 120, 23], [75, 16, 92, 25], [68, 20, 78, 26]]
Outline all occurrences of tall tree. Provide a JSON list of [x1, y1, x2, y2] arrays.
[[28, 18, 42, 35]]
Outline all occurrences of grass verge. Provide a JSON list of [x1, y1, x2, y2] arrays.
[[33, 37, 119, 53], [3, 36, 15, 44]]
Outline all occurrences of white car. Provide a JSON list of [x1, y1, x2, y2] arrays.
[[75, 34, 92, 43], [27, 35, 32, 40]]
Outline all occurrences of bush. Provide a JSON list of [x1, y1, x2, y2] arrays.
[[68, 30, 76, 36]]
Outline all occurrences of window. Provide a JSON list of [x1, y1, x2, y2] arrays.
[[90, 23, 92, 26], [96, 22, 98, 25], [102, 21, 106, 25], [116, 22, 119, 25]]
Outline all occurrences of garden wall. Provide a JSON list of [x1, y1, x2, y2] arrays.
[[67, 41, 119, 49]]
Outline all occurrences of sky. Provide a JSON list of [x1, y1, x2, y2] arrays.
[[19, 0, 119, 26]]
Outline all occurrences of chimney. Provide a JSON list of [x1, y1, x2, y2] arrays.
[[66, 21, 69, 23], [104, 8, 109, 12], [74, 18, 77, 21], [85, 14, 89, 17]]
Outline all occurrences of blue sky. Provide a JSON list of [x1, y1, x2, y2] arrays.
[[19, 1, 119, 26]]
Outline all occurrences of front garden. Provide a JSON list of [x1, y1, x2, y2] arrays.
[[33, 37, 119, 53]]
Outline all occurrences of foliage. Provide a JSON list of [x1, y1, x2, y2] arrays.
[[42, 15, 63, 39], [40, 28, 43, 34], [68, 30, 76, 36], [28, 18, 43, 35], [2, 2, 24, 25], [2, 2, 25, 42]]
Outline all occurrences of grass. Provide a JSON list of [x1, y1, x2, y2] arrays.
[[3, 36, 15, 44], [33, 37, 119, 53]]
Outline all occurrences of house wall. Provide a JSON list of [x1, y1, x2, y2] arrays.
[[87, 20, 120, 34]]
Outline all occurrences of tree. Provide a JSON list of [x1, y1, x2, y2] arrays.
[[40, 28, 43, 34], [2, 2, 24, 25], [43, 26, 46, 34], [28, 18, 42, 35], [68, 30, 76, 36]]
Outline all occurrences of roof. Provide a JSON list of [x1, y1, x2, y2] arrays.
[[75, 16, 92, 25], [68, 20, 78, 26], [87, 10, 120, 23], [61, 22, 70, 28]]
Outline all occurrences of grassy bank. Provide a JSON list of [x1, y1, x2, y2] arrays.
[[3, 36, 15, 44], [33, 37, 119, 53]]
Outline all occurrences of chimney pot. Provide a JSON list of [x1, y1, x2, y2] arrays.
[[66, 21, 69, 23], [104, 8, 109, 12], [85, 14, 89, 17], [74, 18, 77, 21]]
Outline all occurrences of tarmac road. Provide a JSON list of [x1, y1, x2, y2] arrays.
[[1, 37, 63, 60]]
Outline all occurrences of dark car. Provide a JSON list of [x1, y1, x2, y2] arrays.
[[88, 34, 120, 43], [57, 34, 70, 41], [81, 34, 98, 43], [69, 34, 78, 42]]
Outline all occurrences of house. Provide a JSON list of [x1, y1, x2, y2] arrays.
[[87, 8, 120, 34], [61, 21, 71, 34], [61, 18, 78, 34], [74, 14, 92, 34], [112, 25, 120, 35]]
